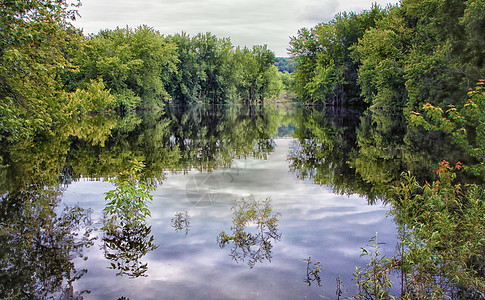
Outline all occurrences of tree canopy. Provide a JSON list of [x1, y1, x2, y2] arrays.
[[0, 1, 288, 142], [289, 0, 485, 111]]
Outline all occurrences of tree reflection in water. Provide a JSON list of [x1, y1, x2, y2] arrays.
[[217, 195, 281, 268], [171, 211, 190, 235], [0, 186, 95, 299], [288, 106, 475, 205], [102, 222, 158, 278]]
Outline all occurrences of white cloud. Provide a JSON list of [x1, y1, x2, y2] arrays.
[[73, 0, 396, 57]]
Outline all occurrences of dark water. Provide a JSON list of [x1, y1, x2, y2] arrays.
[[0, 103, 469, 299]]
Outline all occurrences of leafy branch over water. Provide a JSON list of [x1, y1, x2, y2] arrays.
[[104, 159, 155, 226], [102, 160, 158, 278]]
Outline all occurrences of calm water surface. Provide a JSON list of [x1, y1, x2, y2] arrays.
[[62, 138, 396, 299], [2, 103, 465, 299]]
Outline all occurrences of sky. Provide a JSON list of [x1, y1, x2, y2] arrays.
[[73, 0, 397, 57]]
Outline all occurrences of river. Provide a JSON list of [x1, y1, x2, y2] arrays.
[[0, 103, 466, 299]]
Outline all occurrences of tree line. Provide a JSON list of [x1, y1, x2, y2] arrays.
[[289, 0, 485, 111], [0, 0, 291, 142]]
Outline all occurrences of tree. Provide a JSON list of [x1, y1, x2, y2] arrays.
[[0, 0, 116, 141], [289, 5, 385, 106], [76, 26, 178, 111], [234, 45, 279, 103], [0, 0, 78, 139], [356, 0, 485, 111]]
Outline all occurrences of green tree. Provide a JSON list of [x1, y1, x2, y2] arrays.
[[0, 0, 75, 139], [356, 0, 485, 111], [289, 5, 385, 106], [77, 26, 177, 110], [233, 45, 279, 103], [164, 33, 237, 104], [0, 0, 117, 141], [355, 5, 410, 109]]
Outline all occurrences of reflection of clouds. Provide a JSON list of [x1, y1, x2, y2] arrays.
[[62, 138, 397, 299], [74, 0, 395, 56]]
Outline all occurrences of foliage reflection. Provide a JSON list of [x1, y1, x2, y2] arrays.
[[217, 195, 281, 268], [171, 211, 190, 235], [289, 106, 477, 203], [102, 223, 158, 278], [0, 103, 288, 194], [0, 186, 95, 299]]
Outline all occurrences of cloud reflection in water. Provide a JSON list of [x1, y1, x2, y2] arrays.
[[61, 138, 397, 299]]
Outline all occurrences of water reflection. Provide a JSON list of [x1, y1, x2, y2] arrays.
[[288, 107, 367, 198], [102, 222, 158, 278], [64, 104, 283, 183], [0, 104, 287, 195], [171, 211, 190, 235], [289, 106, 477, 203], [217, 195, 281, 268], [0, 186, 95, 299], [2, 102, 470, 298], [0, 103, 290, 296]]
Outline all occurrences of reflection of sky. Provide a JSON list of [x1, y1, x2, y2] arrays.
[[62, 138, 397, 299]]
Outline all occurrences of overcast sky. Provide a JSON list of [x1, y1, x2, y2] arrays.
[[73, 0, 397, 57]]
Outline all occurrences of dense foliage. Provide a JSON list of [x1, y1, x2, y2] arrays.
[[0, 0, 113, 141], [391, 164, 485, 298], [73, 26, 177, 111], [0, 0, 288, 142], [70, 28, 287, 108], [289, 0, 485, 110], [289, 5, 385, 106]]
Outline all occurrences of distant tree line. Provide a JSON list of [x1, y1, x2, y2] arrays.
[[274, 57, 295, 74], [73, 29, 288, 109]]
